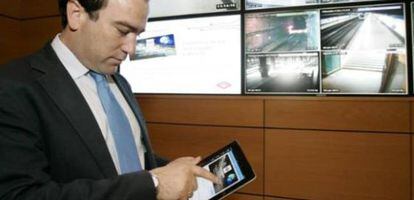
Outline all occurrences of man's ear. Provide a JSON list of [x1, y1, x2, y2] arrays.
[[66, 0, 83, 31]]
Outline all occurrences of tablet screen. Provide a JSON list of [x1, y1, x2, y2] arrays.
[[190, 141, 255, 200]]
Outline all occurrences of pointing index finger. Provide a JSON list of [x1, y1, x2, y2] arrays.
[[192, 166, 221, 185]]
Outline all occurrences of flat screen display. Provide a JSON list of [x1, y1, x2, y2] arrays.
[[321, 3, 408, 94], [246, 0, 383, 10], [245, 10, 321, 94], [120, 15, 241, 94], [149, 0, 241, 18], [244, 3, 408, 95]]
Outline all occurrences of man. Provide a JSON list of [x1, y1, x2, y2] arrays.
[[0, 0, 219, 199]]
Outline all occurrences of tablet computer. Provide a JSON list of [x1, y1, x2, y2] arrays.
[[190, 141, 256, 200]]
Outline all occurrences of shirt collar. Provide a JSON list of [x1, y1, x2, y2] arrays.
[[51, 34, 89, 80]]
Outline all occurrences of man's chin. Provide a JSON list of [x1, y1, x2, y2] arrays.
[[100, 65, 119, 75], [109, 66, 119, 74]]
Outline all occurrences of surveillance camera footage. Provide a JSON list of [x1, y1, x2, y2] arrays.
[[246, 0, 380, 10], [246, 53, 320, 93], [412, 2, 414, 84], [245, 10, 320, 53], [246, 0, 317, 10], [322, 51, 407, 94], [245, 10, 321, 94], [244, 2, 408, 95], [321, 4, 406, 51], [320, 3, 407, 94]]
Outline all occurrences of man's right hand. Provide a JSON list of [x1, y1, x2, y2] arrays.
[[150, 156, 221, 200]]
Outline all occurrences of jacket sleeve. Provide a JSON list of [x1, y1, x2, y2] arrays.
[[0, 83, 157, 200]]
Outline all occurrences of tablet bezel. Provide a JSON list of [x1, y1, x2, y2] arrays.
[[197, 141, 256, 200]]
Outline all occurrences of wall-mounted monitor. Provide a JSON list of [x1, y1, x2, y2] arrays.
[[246, 0, 383, 10], [120, 15, 241, 94], [321, 3, 408, 94], [244, 3, 408, 95], [149, 0, 241, 18], [412, 2, 414, 93], [245, 52, 320, 93], [244, 10, 321, 94]]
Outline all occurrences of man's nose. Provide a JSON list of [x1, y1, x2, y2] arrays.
[[122, 34, 137, 58]]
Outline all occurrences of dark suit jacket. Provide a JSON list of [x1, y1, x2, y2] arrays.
[[0, 44, 166, 200]]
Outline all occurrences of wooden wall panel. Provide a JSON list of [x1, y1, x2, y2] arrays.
[[265, 129, 410, 200], [138, 96, 263, 127], [21, 17, 61, 56], [1, 0, 58, 19], [148, 124, 264, 195], [0, 0, 21, 18], [266, 197, 304, 200], [411, 101, 414, 132], [411, 101, 414, 200], [264, 197, 295, 200], [226, 193, 263, 200], [20, 0, 59, 19], [0, 17, 21, 64], [265, 99, 410, 133], [0, 16, 60, 64]]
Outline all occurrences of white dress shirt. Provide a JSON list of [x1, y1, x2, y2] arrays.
[[51, 34, 145, 174]]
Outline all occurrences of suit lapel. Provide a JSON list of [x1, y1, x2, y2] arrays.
[[32, 45, 118, 177]]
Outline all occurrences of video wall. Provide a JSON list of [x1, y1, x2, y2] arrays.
[[120, 0, 411, 95]]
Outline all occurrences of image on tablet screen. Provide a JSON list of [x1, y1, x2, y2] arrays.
[[190, 151, 245, 200]]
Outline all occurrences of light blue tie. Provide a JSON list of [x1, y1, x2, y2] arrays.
[[90, 71, 142, 174]]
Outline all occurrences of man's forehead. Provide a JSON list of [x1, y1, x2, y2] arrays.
[[104, 0, 149, 17], [107, 0, 148, 7], [115, 0, 129, 6], [104, 0, 148, 29]]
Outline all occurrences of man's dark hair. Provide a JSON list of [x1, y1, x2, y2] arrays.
[[58, 0, 108, 28]]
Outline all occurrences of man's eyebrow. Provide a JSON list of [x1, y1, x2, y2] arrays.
[[114, 21, 141, 33]]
